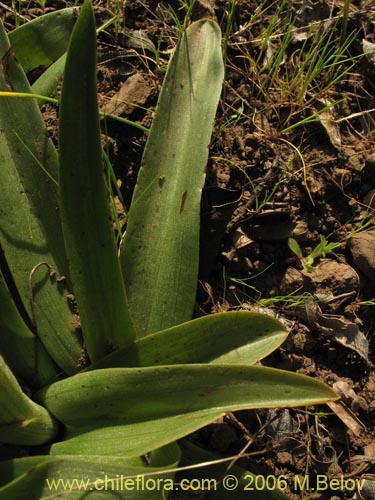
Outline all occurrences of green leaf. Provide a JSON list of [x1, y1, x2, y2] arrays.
[[36, 365, 336, 455], [88, 312, 289, 369], [120, 19, 224, 337], [36, 365, 337, 426], [0, 355, 58, 445], [0, 443, 180, 499], [0, 21, 81, 375], [0, 269, 58, 388], [8, 8, 77, 72], [50, 411, 222, 458], [287, 238, 302, 258], [0, 22, 68, 297], [30, 264, 82, 376], [31, 53, 67, 104], [58, 0, 135, 361]]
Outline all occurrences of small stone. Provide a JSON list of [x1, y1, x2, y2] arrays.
[[277, 451, 293, 465], [364, 440, 375, 458], [348, 230, 375, 279], [280, 260, 359, 296], [305, 259, 359, 295], [291, 220, 309, 242], [365, 153, 375, 168], [280, 267, 305, 295], [356, 479, 375, 499], [102, 73, 154, 117], [267, 409, 301, 449]]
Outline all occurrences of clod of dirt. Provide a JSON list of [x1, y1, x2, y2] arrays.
[[290, 220, 309, 242], [101, 72, 155, 117], [281, 259, 360, 297], [333, 381, 367, 412], [266, 409, 302, 450], [190, 0, 216, 20], [222, 228, 261, 261], [364, 440, 375, 457], [314, 97, 342, 149], [280, 260, 368, 360], [303, 299, 369, 361], [348, 230, 375, 280]]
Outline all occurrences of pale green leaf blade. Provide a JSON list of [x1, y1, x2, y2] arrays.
[[0, 269, 58, 388], [0, 22, 68, 297], [50, 411, 221, 458], [0, 22, 81, 374], [120, 20, 224, 337], [0, 355, 58, 445], [30, 264, 82, 376], [31, 53, 67, 103], [36, 365, 337, 455], [58, 0, 135, 362], [89, 312, 289, 370], [8, 8, 77, 72], [0, 445, 180, 499]]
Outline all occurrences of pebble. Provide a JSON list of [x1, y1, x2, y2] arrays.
[[291, 220, 309, 242], [353, 479, 375, 500], [281, 259, 359, 296], [348, 230, 375, 280]]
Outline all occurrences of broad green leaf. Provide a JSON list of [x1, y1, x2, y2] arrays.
[[36, 365, 336, 456], [31, 53, 67, 104], [89, 312, 289, 370], [50, 411, 222, 458], [0, 355, 58, 445], [58, 0, 135, 362], [8, 8, 77, 72], [0, 269, 58, 388], [0, 21, 68, 297], [0, 22, 81, 374], [30, 264, 82, 376], [36, 365, 337, 426], [120, 19, 224, 337], [0, 444, 180, 499]]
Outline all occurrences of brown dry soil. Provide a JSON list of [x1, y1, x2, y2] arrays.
[[3, 0, 375, 499]]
